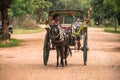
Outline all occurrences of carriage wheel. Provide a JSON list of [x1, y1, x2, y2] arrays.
[[83, 33, 88, 65], [43, 33, 50, 65]]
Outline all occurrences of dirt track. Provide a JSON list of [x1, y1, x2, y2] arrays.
[[0, 28, 120, 80]]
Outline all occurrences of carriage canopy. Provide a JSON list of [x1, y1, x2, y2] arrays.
[[48, 10, 84, 24], [49, 10, 83, 17]]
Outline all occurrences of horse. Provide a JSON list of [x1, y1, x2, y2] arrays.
[[46, 24, 72, 67]]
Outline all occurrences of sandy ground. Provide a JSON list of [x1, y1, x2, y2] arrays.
[[0, 28, 120, 80]]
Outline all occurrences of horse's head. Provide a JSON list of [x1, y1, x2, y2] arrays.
[[49, 24, 60, 41]]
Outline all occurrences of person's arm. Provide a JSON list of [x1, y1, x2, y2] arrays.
[[74, 22, 77, 26]]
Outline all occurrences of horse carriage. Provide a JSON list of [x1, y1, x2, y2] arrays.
[[43, 10, 88, 67]]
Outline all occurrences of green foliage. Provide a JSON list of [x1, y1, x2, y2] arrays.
[[48, 0, 90, 10], [13, 28, 45, 34], [104, 26, 120, 34], [90, 0, 120, 26], [47, 0, 91, 18], [104, 0, 120, 14], [11, 0, 52, 16], [91, 0, 104, 17], [0, 37, 22, 48], [104, 0, 120, 26]]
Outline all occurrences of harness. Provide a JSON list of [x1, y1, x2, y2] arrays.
[[49, 24, 66, 43]]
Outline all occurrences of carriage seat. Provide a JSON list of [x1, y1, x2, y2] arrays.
[[61, 26, 72, 34]]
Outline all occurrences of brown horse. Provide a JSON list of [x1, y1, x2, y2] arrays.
[[46, 24, 72, 67]]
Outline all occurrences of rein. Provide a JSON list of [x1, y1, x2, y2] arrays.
[[49, 31, 60, 38], [49, 30, 64, 43], [50, 33, 64, 43]]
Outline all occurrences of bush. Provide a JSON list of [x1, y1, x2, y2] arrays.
[[0, 36, 21, 48], [104, 26, 120, 34], [11, 15, 39, 29], [23, 17, 39, 29]]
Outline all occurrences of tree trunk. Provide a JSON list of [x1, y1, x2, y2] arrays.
[[1, 8, 10, 44], [99, 16, 103, 26], [36, 9, 41, 24], [114, 17, 118, 32], [116, 12, 120, 25]]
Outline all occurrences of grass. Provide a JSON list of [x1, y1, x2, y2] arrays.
[[89, 25, 120, 34], [13, 27, 45, 34], [104, 26, 120, 34], [0, 27, 45, 48], [89, 25, 98, 28], [0, 37, 22, 48]]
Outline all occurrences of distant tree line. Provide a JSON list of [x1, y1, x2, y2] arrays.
[[91, 0, 120, 31], [0, 0, 119, 44], [0, 0, 51, 44]]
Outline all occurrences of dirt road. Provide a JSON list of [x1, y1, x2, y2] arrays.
[[0, 28, 120, 80]]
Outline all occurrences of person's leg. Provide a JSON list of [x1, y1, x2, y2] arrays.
[[77, 37, 81, 50], [75, 26, 79, 32]]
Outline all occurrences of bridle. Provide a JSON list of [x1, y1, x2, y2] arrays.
[[49, 25, 64, 43]]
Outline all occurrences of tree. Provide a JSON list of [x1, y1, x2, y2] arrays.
[[0, 0, 52, 44], [104, 0, 120, 32], [47, 0, 91, 19], [11, 0, 51, 16], [48, 0, 83, 10], [34, 1, 52, 23], [11, 0, 52, 23], [90, 0, 106, 25], [0, 0, 14, 44]]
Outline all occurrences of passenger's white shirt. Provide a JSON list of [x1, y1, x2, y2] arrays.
[[75, 21, 82, 27]]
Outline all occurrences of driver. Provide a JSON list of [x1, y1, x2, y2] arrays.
[[52, 14, 60, 25], [50, 14, 66, 49], [52, 14, 66, 41]]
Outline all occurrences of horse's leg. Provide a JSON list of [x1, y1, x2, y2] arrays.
[[60, 47, 64, 67], [56, 48, 59, 67], [77, 39, 81, 50], [65, 46, 67, 65], [61, 57, 64, 67]]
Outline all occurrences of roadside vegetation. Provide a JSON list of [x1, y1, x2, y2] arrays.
[[13, 27, 45, 34], [0, 0, 120, 45], [0, 27, 44, 48], [0, 36, 21, 48], [104, 26, 120, 34], [89, 25, 120, 34]]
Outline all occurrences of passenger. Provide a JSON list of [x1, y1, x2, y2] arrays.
[[74, 19, 82, 32], [74, 19, 82, 50]]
